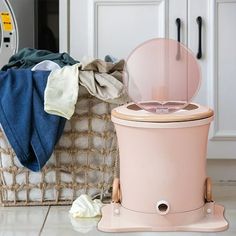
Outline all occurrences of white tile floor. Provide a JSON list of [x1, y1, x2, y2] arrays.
[[0, 184, 235, 236]]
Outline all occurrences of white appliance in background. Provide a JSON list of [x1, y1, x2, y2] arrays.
[[0, 0, 34, 68], [7, 0, 34, 49], [0, 0, 18, 68]]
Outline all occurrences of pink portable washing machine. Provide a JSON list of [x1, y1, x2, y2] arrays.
[[98, 39, 228, 232]]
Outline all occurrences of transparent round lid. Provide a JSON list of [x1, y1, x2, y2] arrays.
[[124, 38, 201, 113]]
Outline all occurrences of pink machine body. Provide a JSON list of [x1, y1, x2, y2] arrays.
[[98, 103, 228, 232], [98, 38, 228, 232]]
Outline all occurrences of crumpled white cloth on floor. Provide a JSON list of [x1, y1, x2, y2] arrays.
[[69, 194, 103, 218], [69, 215, 100, 234]]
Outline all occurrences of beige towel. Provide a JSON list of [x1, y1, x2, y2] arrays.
[[44, 63, 80, 120], [44, 59, 128, 120]]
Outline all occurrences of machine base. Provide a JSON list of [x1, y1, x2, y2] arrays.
[[98, 202, 228, 232]]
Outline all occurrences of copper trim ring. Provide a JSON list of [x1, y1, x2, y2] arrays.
[[112, 178, 121, 203], [205, 177, 213, 202]]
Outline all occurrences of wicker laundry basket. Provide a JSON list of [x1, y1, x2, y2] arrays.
[[0, 87, 119, 206]]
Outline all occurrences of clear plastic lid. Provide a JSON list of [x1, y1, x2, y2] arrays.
[[123, 38, 201, 113]]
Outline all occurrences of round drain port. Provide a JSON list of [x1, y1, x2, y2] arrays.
[[156, 201, 170, 215]]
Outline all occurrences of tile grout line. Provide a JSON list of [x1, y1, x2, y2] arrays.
[[213, 181, 236, 186], [38, 206, 51, 236]]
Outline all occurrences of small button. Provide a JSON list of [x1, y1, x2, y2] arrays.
[[4, 37, 10, 43], [207, 208, 212, 214]]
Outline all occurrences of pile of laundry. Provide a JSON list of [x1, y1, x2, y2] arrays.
[[0, 48, 128, 172]]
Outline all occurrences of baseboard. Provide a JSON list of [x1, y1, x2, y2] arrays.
[[207, 159, 236, 182]]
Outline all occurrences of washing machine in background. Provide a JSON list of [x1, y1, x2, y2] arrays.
[[8, 0, 59, 52], [0, 0, 18, 68], [0, 0, 34, 68], [7, 0, 34, 49], [0, 0, 59, 69]]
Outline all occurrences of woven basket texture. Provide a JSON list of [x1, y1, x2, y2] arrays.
[[0, 87, 119, 206]]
